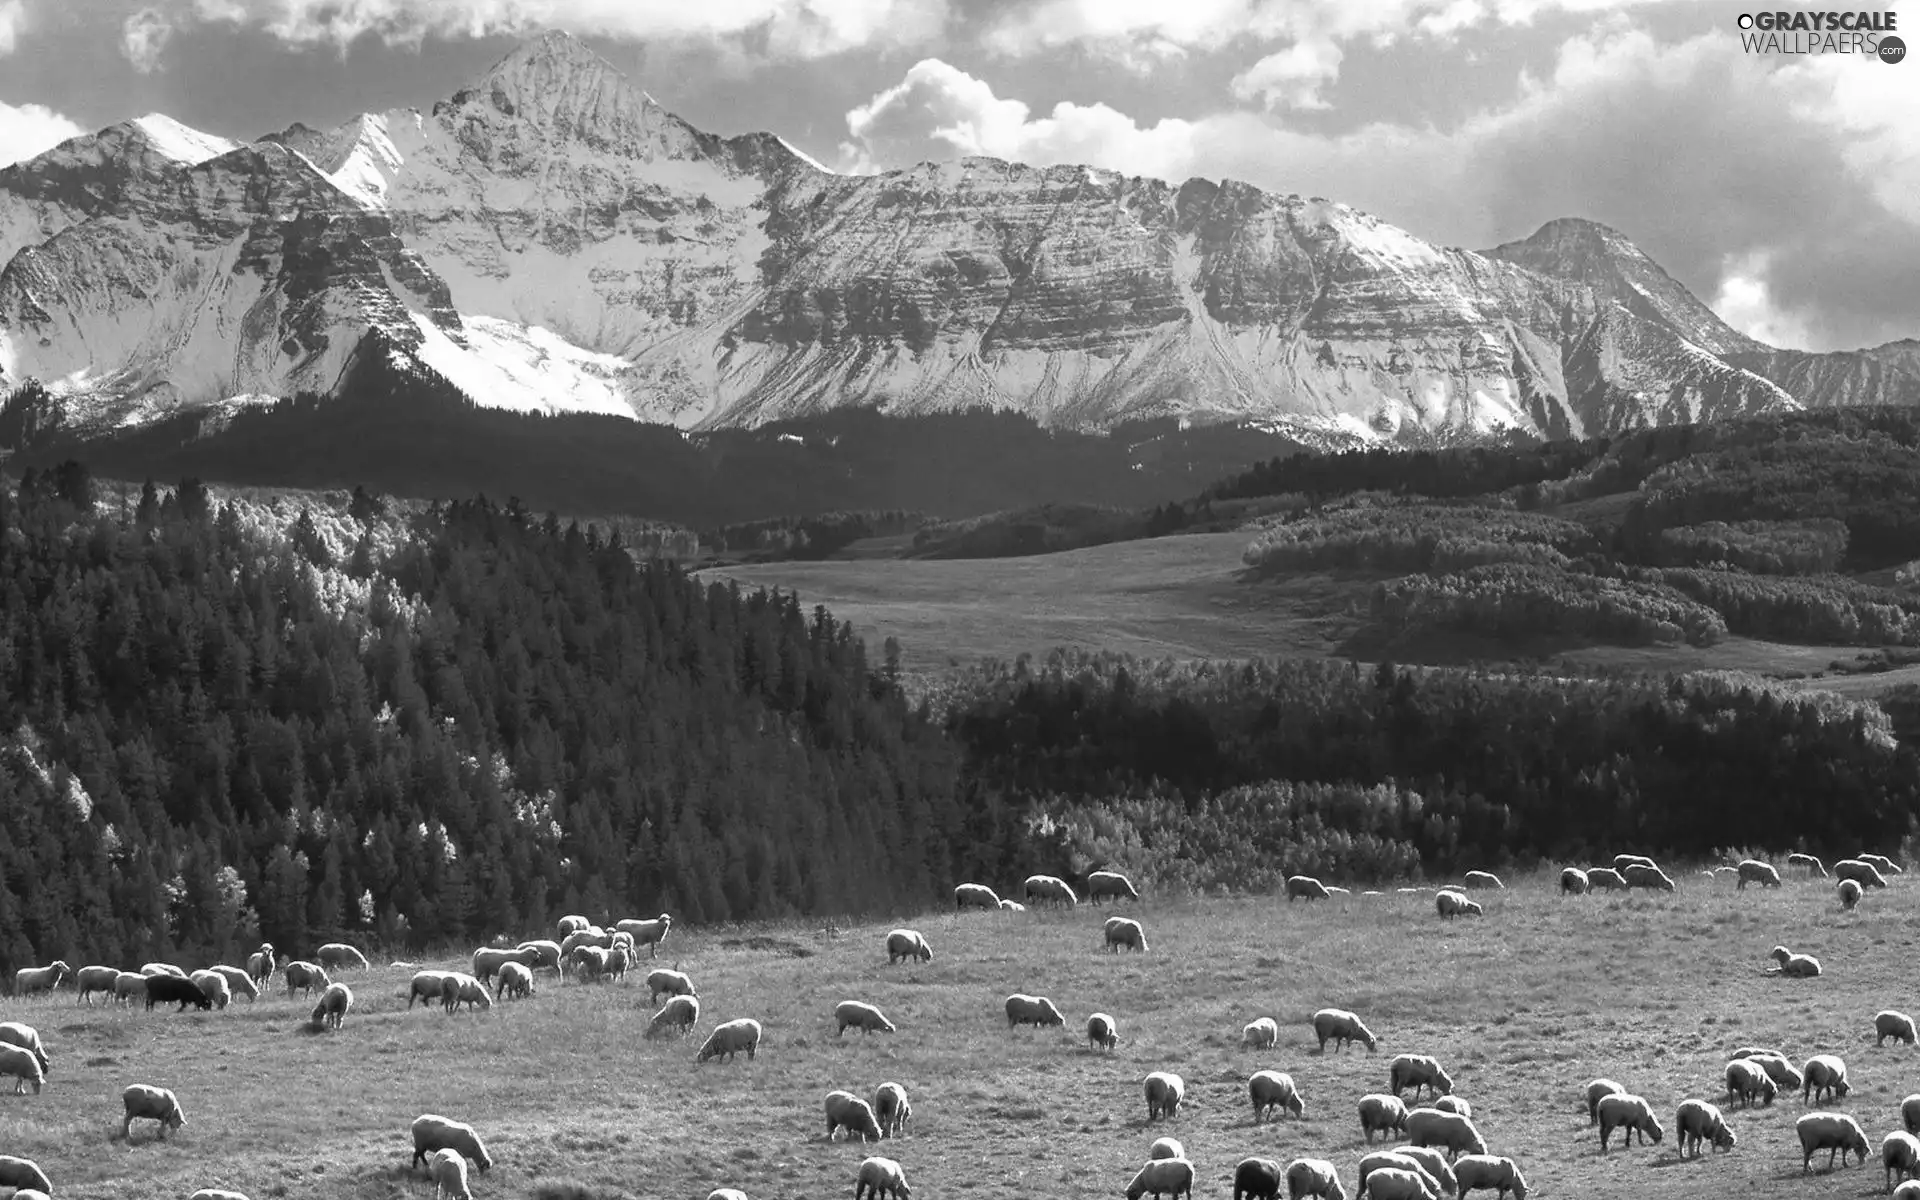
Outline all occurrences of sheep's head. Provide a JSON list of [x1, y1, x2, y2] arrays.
[[1714, 1126, 1736, 1151], [1769, 945, 1791, 963], [1835, 1079, 1852, 1098]]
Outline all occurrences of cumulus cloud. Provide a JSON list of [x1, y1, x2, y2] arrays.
[[181, 0, 947, 57], [0, 0, 24, 55], [121, 7, 174, 72], [0, 99, 86, 169], [843, 26, 1920, 351]]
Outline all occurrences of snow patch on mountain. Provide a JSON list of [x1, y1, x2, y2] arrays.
[[130, 114, 240, 166]]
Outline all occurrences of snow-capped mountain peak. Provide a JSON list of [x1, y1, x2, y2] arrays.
[[128, 113, 241, 166]]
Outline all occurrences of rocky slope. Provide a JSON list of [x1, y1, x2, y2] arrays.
[[0, 31, 1911, 447]]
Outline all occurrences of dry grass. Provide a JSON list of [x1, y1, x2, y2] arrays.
[[3, 870, 1918, 1199]]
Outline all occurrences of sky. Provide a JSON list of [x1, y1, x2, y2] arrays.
[[0, 0, 1914, 353]]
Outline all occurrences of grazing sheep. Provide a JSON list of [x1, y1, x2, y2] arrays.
[[1802, 1054, 1850, 1102], [493, 961, 535, 1001], [315, 943, 369, 972], [1088, 1012, 1120, 1051], [873, 1082, 910, 1137], [697, 1018, 762, 1063], [570, 946, 612, 984], [449, 974, 492, 1012], [1887, 1132, 1920, 1191], [1233, 1157, 1284, 1200], [855, 1156, 912, 1200], [1584, 1079, 1624, 1123], [139, 963, 186, 978], [189, 970, 232, 1011], [1356, 1152, 1441, 1198], [1675, 1099, 1736, 1157], [1284, 1157, 1347, 1200], [1087, 870, 1141, 904], [1462, 870, 1504, 890], [113, 971, 148, 1004], [1144, 1071, 1185, 1120], [75, 964, 121, 1005], [1359, 1093, 1411, 1141], [1586, 867, 1628, 891], [646, 968, 696, 1006], [1452, 1155, 1528, 1200], [1395, 1106, 1485, 1159], [1767, 946, 1822, 977], [1286, 874, 1332, 902], [1904, 1093, 1920, 1136], [0, 1156, 52, 1195], [1558, 868, 1589, 895], [1596, 1093, 1663, 1152], [615, 914, 673, 958], [1878, 1010, 1918, 1046], [1860, 852, 1903, 875], [1250, 1070, 1305, 1121], [1005, 993, 1066, 1028], [1105, 917, 1149, 953], [1723, 1059, 1778, 1108], [11, 962, 70, 996], [1244, 1017, 1280, 1049], [310, 982, 353, 1031], [708, 1191, 749, 1200], [189, 1191, 251, 1200], [646, 995, 700, 1038], [1622, 863, 1677, 891], [207, 965, 258, 1002], [122, 1084, 187, 1142], [1125, 1157, 1194, 1200], [1429, 1096, 1471, 1118], [428, 1148, 472, 1200], [1797, 1112, 1870, 1172], [246, 943, 275, 984], [1741, 1052, 1802, 1092], [1149, 1137, 1185, 1161], [1358, 1166, 1436, 1200], [954, 883, 1001, 909], [1313, 1008, 1378, 1053], [884, 929, 933, 965], [999, 899, 1026, 912], [283, 960, 330, 998], [1735, 859, 1782, 889], [1835, 859, 1890, 888], [0, 1043, 44, 1095], [1612, 854, 1656, 872], [1840, 879, 1864, 910], [835, 1000, 897, 1037], [825, 1090, 883, 1142], [0, 1022, 49, 1076], [411, 1114, 492, 1172], [1788, 852, 1828, 876], [560, 929, 614, 959], [408, 971, 454, 1009], [1388, 1054, 1453, 1100], [516, 940, 563, 973], [1728, 1046, 1782, 1060], [471, 945, 540, 985], [1023, 874, 1079, 907], [146, 973, 213, 1012], [1387, 1148, 1456, 1197], [556, 914, 590, 939], [1434, 890, 1483, 919]]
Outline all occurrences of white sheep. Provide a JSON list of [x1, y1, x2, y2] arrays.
[[1087, 1012, 1120, 1051], [873, 1082, 910, 1137], [560, 929, 614, 959], [1558, 868, 1589, 895], [1797, 1112, 1869, 1172], [1596, 1093, 1663, 1152], [1723, 1059, 1777, 1108], [1767, 945, 1822, 977], [282, 960, 330, 998], [310, 982, 353, 1030], [1835, 859, 1889, 888], [1788, 851, 1827, 876], [188, 1191, 251, 1200], [1802, 1054, 1850, 1102], [75, 964, 121, 1004], [1742, 1052, 1802, 1092], [1586, 867, 1628, 891], [835, 1000, 897, 1037], [1144, 1071, 1185, 1120], [647, 995, 700, 1038], [1406, 1107, 1488, 1160], [1462, 870, 1504, 890], [11, 961, 70, 996], [121, 1083, 187, 1142], [0, 1043, 44, 1095], [1675, 1099, 1736, 1157], [999, 899, 1026, 912], [707, 1190, 749, 1200], [1087, 870, 1141, 904], [471, 945, 540, 984], [1904, 1093, 1920, 1135], [1622, 863, 1676, 891], [885, 929, 933, 964], [189, 970, 232, 1011], [1452, 1154, 1528, 1200], [1313, 1008, 1378, 1053], [1878, 1010, 1919, 1046], [440, 973, 491, 1012], [1735, 859, 1782, 889], [494, 961, 535, 1001], [556, 914, 591, 939], [245, 943, 275, 984], [825, 1089, 883, 1142], [516, 940, 563, 972], [112, 971, 148, 1004], [1243, 1017, 1279, 1049], [1360, 1166, 1436, 1200], [1886, 1132, 1920, 1191], [1584, 1078, 1624, 1124], [697, 1018, 762, 1063], [0, 1157, 52, 1195], [411, 1114, 493, 1173], [1359, 1093, 1410, 1141], [408, 971, 454, 1009], [1125, 1157, 1194, 1200], [1429, 1096, 1471, 1118], [1284, 1158, 1347, 1200], [1148, 1137, 1185, 1160], [1023, 874, 1079, 907], [1860, 852, 1903, 875], [1233, 1157, 1283, 1200], [1612, 853, 1656, 872], [1435, 890, 1483, 918], [646, 968, 696, 1006], [570, 946, 612, 984], [855, 1156, 912, 1200], [1006, 993, 1066, 1028], [1249, 1070, 1304, 1121], [1388, 1053, 1453, 1100], [315, 943, 369, 971], [1840, 879, 1864, 910], [615, 914, 673, 958], [954, 883, 1001, 909], [428, 1148, 473, 1200], [1356, 1151, 1440, 1198], [1104, 917, 1148, 953], [1286, 874, 1332, 902], [0, 1021, 49, 1077], [1387, 1148, 1456, 1197], [207, 965, 259, 1002]]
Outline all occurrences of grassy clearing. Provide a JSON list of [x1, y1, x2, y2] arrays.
[[3, 870, 1919, 1199]]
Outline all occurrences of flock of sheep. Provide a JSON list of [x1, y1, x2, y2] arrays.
[[0, 850, 1912, 1199]]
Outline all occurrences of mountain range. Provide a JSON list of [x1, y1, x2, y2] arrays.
[[0, 29, 1915, 462]]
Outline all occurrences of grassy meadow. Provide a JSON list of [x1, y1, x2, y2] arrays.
[[4, 868, 1920, 1199]]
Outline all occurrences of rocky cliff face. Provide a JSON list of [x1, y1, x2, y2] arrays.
[[0, 31, 1912, 445]]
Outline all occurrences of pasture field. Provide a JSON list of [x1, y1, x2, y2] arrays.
[[4, 869, 1920, 1199]]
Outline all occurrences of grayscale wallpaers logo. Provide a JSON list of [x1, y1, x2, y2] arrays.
[[1735, 11, 1903, 60]]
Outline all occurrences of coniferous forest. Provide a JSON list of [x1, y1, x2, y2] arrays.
[[2, 463, 1919, 980]]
